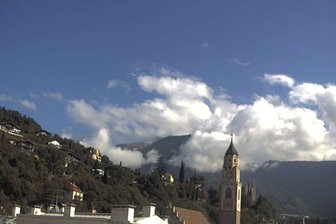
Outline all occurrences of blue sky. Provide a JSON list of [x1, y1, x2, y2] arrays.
[[1, 1, 336, 170]]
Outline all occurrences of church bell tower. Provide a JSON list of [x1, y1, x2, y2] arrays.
[[219, 134, 241, 224]]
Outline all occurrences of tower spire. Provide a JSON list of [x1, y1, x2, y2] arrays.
[[225, 133, 238, 156], [220, 133, 241, 224]]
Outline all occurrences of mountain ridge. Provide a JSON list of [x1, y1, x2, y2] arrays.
[[116, 136, 336, 218]]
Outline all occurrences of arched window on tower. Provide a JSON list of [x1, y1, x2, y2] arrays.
[[225, 188, 232, 199]]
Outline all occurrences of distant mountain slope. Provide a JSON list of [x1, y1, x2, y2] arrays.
[[118, 134, 191, 160], [142, 134, 191, 159], [118, 135, 336, 218], [118, 134, 191, 174], [242, 160, 336, 218]]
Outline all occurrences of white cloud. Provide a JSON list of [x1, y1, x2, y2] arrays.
[[264, 73, 295, 87], [107, 80, 118, 89], [107, 79, 130, 92], [230, 58, 250, 66], [138, 75, 212, 99], [289, 82, 325, 103], [66, 68, 336, 172], [0, 94, 13, 101], [61, 128, 73, 139], [43, 92, 64, 101], [228, 97, 330, 166], [201, 42, 209, 49], [290, 83, 336, 130], [66, 99, 109, 128], [79, 127, 158, 168], [169, 131, 228, 172], [21, 100, 36, 110]]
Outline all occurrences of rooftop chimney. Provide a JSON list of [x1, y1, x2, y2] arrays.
[[111, 205, 135, 224], [32, 205, 42, 215], [142, 203, 156, 217], [12, 204, 20, 217], [64, 204, 76, 217]]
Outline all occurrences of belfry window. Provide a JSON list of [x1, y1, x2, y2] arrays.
[[225, 188, 232, 199]]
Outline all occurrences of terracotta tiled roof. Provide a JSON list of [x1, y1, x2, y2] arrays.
[[71, 183, 83, 193], [175, 207, 210, 224]]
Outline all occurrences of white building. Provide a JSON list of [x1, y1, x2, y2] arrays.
[[16, 203, 168, 224], [91, 148, 102, 162], [68, 183, 84, 201], [48, 140, 62, 148]]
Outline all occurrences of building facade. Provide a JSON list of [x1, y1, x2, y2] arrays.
[[16, 204, 168, 224], [219, 135, 241, 224]]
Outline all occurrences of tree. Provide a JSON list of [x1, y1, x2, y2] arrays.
[[0, 132, 6, 144], [179, 160, 185, 183], [241, 189, 253, 208], [253, 195, 276, 219], [207, 187, 219, 206], [153, 156, 166, 177]]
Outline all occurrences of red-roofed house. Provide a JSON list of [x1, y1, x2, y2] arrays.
[[68, 183, 83, 201]]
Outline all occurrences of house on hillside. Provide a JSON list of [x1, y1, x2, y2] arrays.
[[161, 172, 175, 186], [15, 140, 35, 152], [64, 153, 80, 167], [1, 122, 23, 137], [68, 183, 83, 202], [5, 123, 21, 134], [48, 140, 62, 149], [90, 148, 101, 162], [36, 130, 51, 137], [0, 123, 7, 132], [93, 168, 105, 176]]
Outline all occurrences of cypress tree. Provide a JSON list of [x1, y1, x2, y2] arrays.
[[179, 160, 185, 183]]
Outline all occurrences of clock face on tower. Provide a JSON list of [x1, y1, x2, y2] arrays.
[[224, 200, 233, 209], [225, 171, 233, 179]]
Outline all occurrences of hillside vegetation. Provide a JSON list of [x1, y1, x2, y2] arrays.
[[0, 107, 280, 223]]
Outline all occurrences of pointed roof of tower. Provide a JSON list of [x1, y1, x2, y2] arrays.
[[225, 134, 239, 156]]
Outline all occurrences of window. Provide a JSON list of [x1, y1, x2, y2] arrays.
[[225, 188, 232, 199]]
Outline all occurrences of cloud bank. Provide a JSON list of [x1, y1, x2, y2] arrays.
[[264, 73, 295, 87], [230, 58, 250, 67], [21, 100, 36, 110], [66, 70, 336, 172], [43, 92, 64, 101]]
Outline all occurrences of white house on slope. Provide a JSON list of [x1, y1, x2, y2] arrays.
[[48, 140, 62, 148]]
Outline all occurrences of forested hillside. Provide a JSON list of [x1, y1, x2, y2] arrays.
[[0, 107, 213, 219], [0, 107, 280, 223], [0, 108, 150, 214]]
